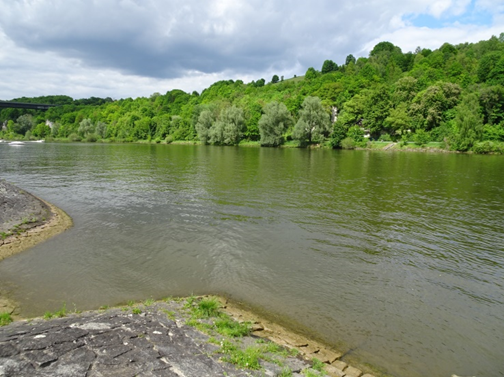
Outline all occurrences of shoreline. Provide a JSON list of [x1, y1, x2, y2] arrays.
[[1, 296, 381, 377], [0, 184, 379, 376], [0, 197, 73, 263], [0, 187, 73, 318]]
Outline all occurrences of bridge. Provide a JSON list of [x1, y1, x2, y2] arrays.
[[0, 101, 57, 111]]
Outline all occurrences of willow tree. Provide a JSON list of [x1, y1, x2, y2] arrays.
[[292, 96, 331, 144], [195, 110, 214, 144], [258, 101, 293, 147]]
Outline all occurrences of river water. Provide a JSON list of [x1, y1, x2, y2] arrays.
[[0, 143, 503, 376]]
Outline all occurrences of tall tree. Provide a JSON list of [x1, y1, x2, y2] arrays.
[[292, 96, 331, 144], [258, 102, 293, 146], [451, 93, 484, 151], [195, 110, 214, 144], [321, 60, 337, 74]]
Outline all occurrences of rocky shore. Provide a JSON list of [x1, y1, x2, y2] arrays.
[[0, 180, 72, 262], [0, 297, 377, 377]]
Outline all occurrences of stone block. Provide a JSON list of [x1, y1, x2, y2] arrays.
[[332, 360, 347, 370], [316, 349, 342, 363], [325, 364, 346, 377], [344, 365, 363, 377]]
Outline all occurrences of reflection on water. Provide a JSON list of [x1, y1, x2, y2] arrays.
[[0, 143, 503, 377]]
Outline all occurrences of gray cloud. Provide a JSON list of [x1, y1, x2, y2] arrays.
[[0, 0, 502, 99]]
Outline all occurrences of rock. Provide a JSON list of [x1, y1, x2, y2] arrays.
[[331, 360, 347, 371], [325, 364, 346, 377], [344, 365, 363, 377], [251, 323, 264, 331], [316, 349, 342, 363]]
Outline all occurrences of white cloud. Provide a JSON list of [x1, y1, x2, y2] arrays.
[[0, 0, 502, 99]]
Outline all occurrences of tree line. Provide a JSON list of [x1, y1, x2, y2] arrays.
[[1, 33, 504, 153]]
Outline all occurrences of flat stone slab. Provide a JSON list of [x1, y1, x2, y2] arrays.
[[0, 301, 313, 377]]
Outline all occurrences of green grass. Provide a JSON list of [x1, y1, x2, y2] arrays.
[[144, 298, 155, 306], [0, 312, 13, 326], [43, 303, 67, 319], [132, 307, 142, 315], [311, 358, 325, 372], [163, 310, 176, 320], [194, 297, 221, 318], [214, 316, 251, 337], [278, 368, 293, 377], [222, 344, 262, 370]]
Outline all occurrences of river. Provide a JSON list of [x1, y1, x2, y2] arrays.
[[0, 142, 503, 377]]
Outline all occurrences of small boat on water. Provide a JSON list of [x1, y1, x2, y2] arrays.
[[8, 141, 25, 146]]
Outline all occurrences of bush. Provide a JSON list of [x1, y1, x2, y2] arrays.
[[85, 133, 99, 142], [165, 135, 174, 144], [340, 137, 356, 149], [68, 133, 81, 142], [379, 133, 392, 141], [472, 141, 504, 154], [413, 129, 430, 146]]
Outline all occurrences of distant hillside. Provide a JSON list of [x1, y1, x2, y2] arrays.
[[1, 33, 504, 153]]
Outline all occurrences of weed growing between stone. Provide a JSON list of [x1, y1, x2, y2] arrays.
[[43, 303, 67, 319], [182, 296, 305, 374], [311, 357, 325, 372], [0, 312, 13, 326]]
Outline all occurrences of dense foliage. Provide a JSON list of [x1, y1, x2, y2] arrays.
[[2, 34, 504, 153]]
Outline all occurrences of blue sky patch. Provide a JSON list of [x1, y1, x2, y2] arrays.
[[406, 1, 494, 28]]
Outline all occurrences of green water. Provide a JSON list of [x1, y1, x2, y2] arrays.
[[0, 143, 503, 377]]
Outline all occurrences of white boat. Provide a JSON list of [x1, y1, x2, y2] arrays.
[[8, 141, 25, 146]]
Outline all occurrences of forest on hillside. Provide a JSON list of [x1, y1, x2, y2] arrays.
[[1, 33, 504, 153]]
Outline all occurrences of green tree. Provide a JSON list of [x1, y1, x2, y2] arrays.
[[451, 93, 484, 151], [78, 118, 94, 136], [305, 67, 318, 80], [258, 101, 293, 146], [195, 110, 214, 144], [321, 60, 337, 73], [385, 103, 411, 135], [95, 121, 107, 138], [32, 123, 51, 138], [209, 106, 244, 145], [330, 121, 347, 148], [14, 114, 34, 135], [477, 51, 501, 82], [292, 96, 330, 144], [271, 75, 280, 84], [345, 54, 356, 65]]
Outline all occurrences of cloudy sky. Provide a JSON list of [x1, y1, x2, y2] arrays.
[[0, 0, 502, 100]]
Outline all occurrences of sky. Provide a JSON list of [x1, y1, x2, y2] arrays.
[[0, 0, 503, 101]]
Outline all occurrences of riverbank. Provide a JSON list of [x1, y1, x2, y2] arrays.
[[0, 182, 379, 376], [0, 181, 73, 318], [0, 181, 73, 263], [0, 296, 379, 377]]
